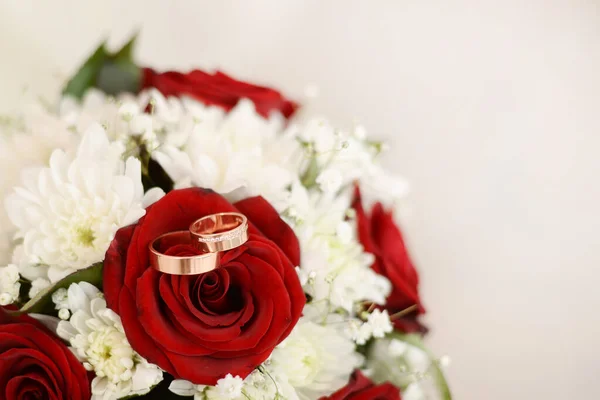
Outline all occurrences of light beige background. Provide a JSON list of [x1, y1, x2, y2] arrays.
[[1, 1, 599, 399]]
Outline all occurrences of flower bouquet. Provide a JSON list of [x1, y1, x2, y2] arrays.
[[0, 37, 451, 400]]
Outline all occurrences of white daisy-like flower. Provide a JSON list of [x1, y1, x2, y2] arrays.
[[154, 98, 301, 211], [0, 264, 20, 305], [287, 184, 391, 313], [270, 311, 363, 400], [5, 123, 163, 282], [0, 104, 80, 264], [57, 282, 163, 399], [169, 369, 298, 400]]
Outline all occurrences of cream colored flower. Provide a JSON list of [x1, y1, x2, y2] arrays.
[[57, 282, 163, 399], [270, 312, 363, 400], [5, 124, 162, 282], [287, 184, 391, 313], [0, 104, 79, 264], [154, 99, 301, 211]]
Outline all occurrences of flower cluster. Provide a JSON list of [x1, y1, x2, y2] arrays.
[[0, 49, 449, 400]]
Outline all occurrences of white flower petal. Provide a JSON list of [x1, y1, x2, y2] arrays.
[[169, 380, 197, 397], [56, 320, 78, 341]]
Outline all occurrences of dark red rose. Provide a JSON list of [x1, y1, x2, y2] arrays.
[[321, 370, 401, 400], [353, 187, 426, 333], [142, 68, 298, 119], [0, 308, 91, 400], [103, 188, 305, 385]]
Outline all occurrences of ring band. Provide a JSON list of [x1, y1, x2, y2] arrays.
[[149, 231, 220, 275], [189, 212, 249, 252]]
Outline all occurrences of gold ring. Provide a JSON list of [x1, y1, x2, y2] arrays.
[[149, 231, 220, 275], [189, 212, 249, 252]]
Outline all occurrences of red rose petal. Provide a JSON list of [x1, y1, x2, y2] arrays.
[[0, 311, 90, 400], [142, 68, 298, 119], [102, 189, 306, 384]]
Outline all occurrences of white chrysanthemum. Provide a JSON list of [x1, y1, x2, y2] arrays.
[[0, 264, 20, 305], [169, 369, 298, 400], [287, 184, 391, 312], [270, 312, 363, 400], [57, 282, 163, 400], [155, 98, 301, 211], [0, 104, 80, 264], [5, 124, 162, 282]]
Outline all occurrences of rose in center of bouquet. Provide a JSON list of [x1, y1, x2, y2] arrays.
[[103, 188, 305, 385]]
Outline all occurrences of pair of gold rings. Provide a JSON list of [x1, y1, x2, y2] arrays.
[[149, 212, 249, 275]]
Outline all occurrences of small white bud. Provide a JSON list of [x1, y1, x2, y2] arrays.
[[58, 308, 71, 320]]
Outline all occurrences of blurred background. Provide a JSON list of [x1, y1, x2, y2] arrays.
[[1, 1, 599, 398]]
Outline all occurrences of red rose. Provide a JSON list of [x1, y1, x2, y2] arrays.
[[103, 188, 305, 385], [142, 68, 298, 119], [353, 187, 426, 333], [0, 308, 91, 400], [321, 370, 401, 400]]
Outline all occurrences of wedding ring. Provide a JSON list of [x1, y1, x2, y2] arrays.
[[149, 231, 220, 275], [189, 212, 249, 252]]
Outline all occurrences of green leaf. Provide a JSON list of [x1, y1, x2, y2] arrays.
[[62, 33, 142, 98], [62, 41, 108, 99], [112, 32, 139, 63], [394, 333, 453, 400], [96, 60, 142, 96], [16, 263, 103, 315], [97, 32, 142, 95]]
